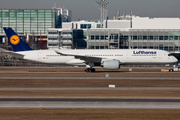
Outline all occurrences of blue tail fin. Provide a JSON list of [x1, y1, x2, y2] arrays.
[[3, 27, 33, 52]]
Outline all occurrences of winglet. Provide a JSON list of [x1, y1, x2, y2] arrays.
[[3, 27, 33, 52]]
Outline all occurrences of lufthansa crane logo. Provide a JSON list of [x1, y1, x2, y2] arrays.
[[10, 35, 20, 45]]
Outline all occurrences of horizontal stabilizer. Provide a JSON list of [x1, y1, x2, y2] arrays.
[[0, 48, 24, 58]]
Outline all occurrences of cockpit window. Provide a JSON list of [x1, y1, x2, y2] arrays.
[[168, 53, 173, 56]]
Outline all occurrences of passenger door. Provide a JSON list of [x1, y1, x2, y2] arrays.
[[38, 52, 42, 59], [126, 52, 130, 59], [158, 52, 162, 59]]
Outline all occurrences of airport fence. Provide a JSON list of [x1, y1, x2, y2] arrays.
[[0, 59, 72, 67]]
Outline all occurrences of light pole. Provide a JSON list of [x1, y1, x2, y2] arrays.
[[95, 0, 109, 28]]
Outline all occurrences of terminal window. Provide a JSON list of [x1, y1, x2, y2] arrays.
[[81, 24, 91, 29]]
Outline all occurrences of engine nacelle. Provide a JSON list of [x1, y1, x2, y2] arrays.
[[101, 59, 120, 70]]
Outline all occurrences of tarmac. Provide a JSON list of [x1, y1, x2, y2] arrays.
[[1, 87, 180, 90], [0, 67, 180, 109], [1, 77, 180, 80], [0, 97, 180, 109]]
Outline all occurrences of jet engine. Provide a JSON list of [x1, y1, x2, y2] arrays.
[[101, 59, 120, 70]]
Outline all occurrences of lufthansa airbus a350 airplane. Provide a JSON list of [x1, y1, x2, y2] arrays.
[[2, 27, 178, 72]]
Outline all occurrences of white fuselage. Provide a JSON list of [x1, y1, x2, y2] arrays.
[[15, 49, 178, 66]]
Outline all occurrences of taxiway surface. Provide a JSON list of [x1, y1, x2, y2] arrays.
[[1, 77, 180, 80], [1, 67, 180, 109], [0, 97, 180, 109], [1, 87, 180, 90]]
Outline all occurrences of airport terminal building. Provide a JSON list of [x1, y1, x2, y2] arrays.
[[0, 7, 180, 53], [0, 9, 56, 35], [0, 7, 71, 49], [47, 16, 180, 52]]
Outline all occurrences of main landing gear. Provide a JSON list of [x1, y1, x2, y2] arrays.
[[85, 62, 96, 72], [85, 68, 96, 72]]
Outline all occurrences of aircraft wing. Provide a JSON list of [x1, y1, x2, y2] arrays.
[[54, 50, 102, 63], [0, 48, 24, 58]]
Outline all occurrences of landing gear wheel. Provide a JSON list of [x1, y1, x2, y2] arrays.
[[85, 68, 96, 72], [85, 68, 90, 72], [91, 68, 96, 72], [169, 69, 174, 72]]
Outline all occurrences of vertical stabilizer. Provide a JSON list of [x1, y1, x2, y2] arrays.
[[3, 27, 33, 52]]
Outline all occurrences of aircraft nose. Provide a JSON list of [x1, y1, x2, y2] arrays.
[[174, 56, 178, 63]]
